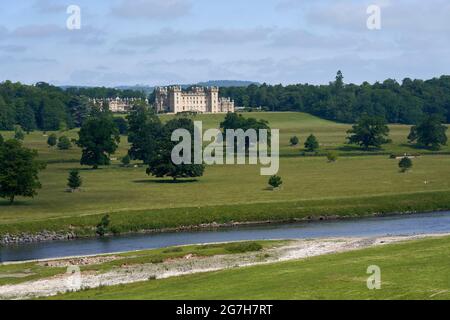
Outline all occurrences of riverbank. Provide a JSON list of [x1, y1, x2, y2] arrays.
[[53, 233, 450, 300], [1, 234, 449, 300], [2, 190, 450, 245]]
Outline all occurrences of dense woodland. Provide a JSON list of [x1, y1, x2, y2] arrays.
[[0, 81, 145, 131], [220, 72, 450, 124], [1, 72, 450, 131]]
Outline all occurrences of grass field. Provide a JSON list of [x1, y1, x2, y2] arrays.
[[2, 112, 450, 162], [52, 235, 450, 300], [1, 112, 450, 237]]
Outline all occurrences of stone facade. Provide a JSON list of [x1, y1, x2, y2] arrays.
[[90, 97, 148, 113], [154, 86, 235, 114]]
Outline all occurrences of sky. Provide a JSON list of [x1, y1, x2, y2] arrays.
[[0, 0, 449, 87]]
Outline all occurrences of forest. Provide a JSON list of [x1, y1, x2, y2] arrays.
[[220, 72, 450, 124], [0, 81, 145, 131], [1, 72, 450, 131]]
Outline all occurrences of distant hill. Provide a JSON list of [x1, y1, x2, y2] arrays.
[[114, 85, 154, 95], [196, 80, 259, 87], [61, 81, 258, 95]]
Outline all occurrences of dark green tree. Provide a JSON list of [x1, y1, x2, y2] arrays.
[[0, 96, 15, 130], [408, 115, 448, 150], [0, 140, 46, 204], [114, 117, 129, 135], [121, 154, 131, 167], [289, 136, 299, 146], [47, 133, 57, 147], [127, 103, 162, 164], [146, 118, 205, 181], [15, 101, 36, 133], [268, 175, 283, 189], [67, 170, 82, 191], [57, 136, 72, 150], [347, 116, 391, 149], [304, 134, 319, 152], [67, 96, 91, 127], [398, 157, 413, 173], [96, 214, 110, 237], [77, 115, 120, 169]]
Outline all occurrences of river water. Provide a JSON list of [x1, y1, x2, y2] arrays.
[[1, 211, 450, 262]]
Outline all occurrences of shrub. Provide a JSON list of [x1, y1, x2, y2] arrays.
[[67, 170, 82, 191], [399, 157, 413, 173], [162, 247, 183, 254], [304, 134, 319, 152], [224, 242, 263, 254], [47, 134, 57, 147], [57, 136, 72, 150], [289, 136, 299, 146], [326, 151, 338, 162], [268, 175, 283, 189], [96, 214, 111, 237]]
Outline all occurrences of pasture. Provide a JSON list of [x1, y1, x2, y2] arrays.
[[1, 112, 450, 236]]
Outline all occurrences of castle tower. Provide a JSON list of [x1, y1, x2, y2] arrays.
[[205, 86, 219, 113], [168, 86, 182, 113]]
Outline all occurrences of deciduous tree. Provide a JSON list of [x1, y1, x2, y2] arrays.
[[347, 116, 391, 149], [0, 140, 46, 204]]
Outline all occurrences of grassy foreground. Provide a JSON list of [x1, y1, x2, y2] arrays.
[[1, 112, 450, 237], [53, 235, 450, 300]]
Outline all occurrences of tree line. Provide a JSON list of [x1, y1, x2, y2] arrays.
[[0, 81, 145, 131], [220, 71, 450, 124]]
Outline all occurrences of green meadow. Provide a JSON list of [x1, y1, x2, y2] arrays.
[[1, 112, 450, 236], [53, 235, 450, 300]]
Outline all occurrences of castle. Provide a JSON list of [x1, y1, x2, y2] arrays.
[[90, 97, 148, 113], [154, 86, 235, 114]]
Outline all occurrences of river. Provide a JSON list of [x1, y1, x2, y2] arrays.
[[1, 211, 450, 262]]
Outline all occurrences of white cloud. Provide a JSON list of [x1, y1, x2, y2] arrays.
[[111, 0, 192, 20]]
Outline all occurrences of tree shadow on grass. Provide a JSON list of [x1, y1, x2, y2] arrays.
[[335, 145, 384, 152], [134, 179, 199, 184], [399, 143, 431, 151], [0, 200, 32, 207]]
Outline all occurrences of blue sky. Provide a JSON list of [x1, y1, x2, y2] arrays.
[[0, 0, 449, 86]]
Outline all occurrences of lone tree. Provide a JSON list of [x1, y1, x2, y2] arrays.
[[0, 140, 46, 204], [67, 170, 82, 192], [57, 136, 72, 150], [304, 134, 319, 152], [127, 103, 162, 165], [268, 175, 283, 189], [47, 133, 57, 147], [77, 115, 120, 169], [398, 157, 413, 173], [408, 115, 448, 150], [347, 116, 391, 150], [14, 126, 25, 141], [146, 118, 205, 181], [290, 136, 299, 146]]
